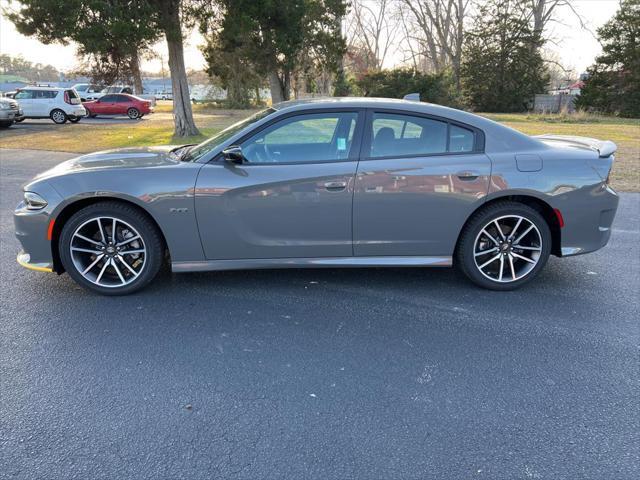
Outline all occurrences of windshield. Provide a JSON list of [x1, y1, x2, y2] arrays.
[[182, 108, 276, 162]]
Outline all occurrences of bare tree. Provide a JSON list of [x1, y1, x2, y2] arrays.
[[527, 0, 587, 39], [397, 0, 469, 87], [346, 0, 399, 72]]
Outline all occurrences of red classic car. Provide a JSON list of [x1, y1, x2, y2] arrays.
[[83, 93, 154, 119]]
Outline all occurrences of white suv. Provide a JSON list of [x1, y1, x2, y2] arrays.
[[13, 86, 86, 124]]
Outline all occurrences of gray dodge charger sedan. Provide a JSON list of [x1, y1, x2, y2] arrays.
[[14, 98, 619, 295]]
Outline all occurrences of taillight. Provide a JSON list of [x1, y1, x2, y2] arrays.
[[64, 91, 71, 104]]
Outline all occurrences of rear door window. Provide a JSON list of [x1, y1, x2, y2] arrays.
[[368, 112, 477, 158], [34, 90, 57, 99], [449, 125, 475, 152], [370, 113, 448, 157]]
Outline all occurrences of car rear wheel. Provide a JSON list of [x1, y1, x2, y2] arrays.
[[59, 202, 164, 295], [127, 108, 140, 120], [69, 116, 81, 123], [0, 121, 12, 128], [456, 201, 551, 290], [50, 109, 67, 124]]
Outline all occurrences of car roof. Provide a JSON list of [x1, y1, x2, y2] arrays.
[[273, 96, 490, 125], [19, 86, 66, 91]]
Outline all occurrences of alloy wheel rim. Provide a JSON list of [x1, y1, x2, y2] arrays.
[[53, 111, 65, 123], [473, 215, 542, 283], [69, 216, 146, 288], [129, 109, 139, 119]]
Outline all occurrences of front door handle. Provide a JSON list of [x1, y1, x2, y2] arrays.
[[456, 171, 480, 181], [324, 181, 347, 192]]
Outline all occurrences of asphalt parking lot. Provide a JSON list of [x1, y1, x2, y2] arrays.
[[1, 149, 638, 479]]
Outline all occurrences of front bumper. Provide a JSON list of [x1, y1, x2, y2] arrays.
[[0, 108, 24, 122], [14, 182, 63, 273]]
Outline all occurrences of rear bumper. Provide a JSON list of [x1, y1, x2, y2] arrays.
[[68, 106, 87, 118], [559, 184, 619, 256]]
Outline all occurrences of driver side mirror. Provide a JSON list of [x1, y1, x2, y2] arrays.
[[222, 146, 245, 164]]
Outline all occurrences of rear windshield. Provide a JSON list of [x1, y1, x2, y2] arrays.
[[66, 89, 79, 99]]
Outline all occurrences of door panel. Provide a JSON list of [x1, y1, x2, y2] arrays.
[[353, 110, 491, 257], [34, 91, 55, 116], [354, 154, 491, 256], [14, 90, 34, 116], [195, 109, 363, 260], [97, 96, 117, 114], [195, 161, 357, 259]]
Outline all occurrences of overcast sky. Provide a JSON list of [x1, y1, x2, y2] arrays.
[[0, 0, 621, 76]]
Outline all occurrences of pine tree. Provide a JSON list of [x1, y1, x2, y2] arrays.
[[576, 0, 640, 117], [461, 0, 548, 112]]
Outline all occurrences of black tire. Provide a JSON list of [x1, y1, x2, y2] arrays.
[[14, 117, 25, 123], [50, 109, 67, 124], [127, 107, 140, 120], [0, 121, 12, 128], [85, 109, 97, 118], [456, 201, 552, 290], [69, 116, 81, 123], [59, 201, 165, 295]]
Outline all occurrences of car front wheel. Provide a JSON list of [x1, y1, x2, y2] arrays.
[[50, 109, 67, 124], [59, 202, 164, 295], [456, 201, 552, 290], [127, 108, 140, 119]]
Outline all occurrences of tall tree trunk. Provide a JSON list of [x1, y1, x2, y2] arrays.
[[130, 51, 144, 95], [283, 71, 291, 101], [160, 0, 199, 137], [268, 71, 285, 104]]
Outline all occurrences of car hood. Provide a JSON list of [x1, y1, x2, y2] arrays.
[[33, 146, 183, 181]]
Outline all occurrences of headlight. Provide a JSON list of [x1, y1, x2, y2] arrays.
[[24, 191, 48, 210]]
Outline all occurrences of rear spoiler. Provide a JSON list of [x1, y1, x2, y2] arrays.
[[534, 134, 617, 158]]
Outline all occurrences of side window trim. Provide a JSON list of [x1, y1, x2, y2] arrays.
[[361, 108, 485, 161], [217, 108, 366, 166]]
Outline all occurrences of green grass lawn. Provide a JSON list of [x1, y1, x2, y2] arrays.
[[0, 107, 637, 191]]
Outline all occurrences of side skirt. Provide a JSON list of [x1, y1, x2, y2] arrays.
[[172, 256, 452, 273]]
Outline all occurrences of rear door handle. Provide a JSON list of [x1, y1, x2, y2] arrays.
[[456, 171, 480, 181], [324, 181, 347, 192]]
